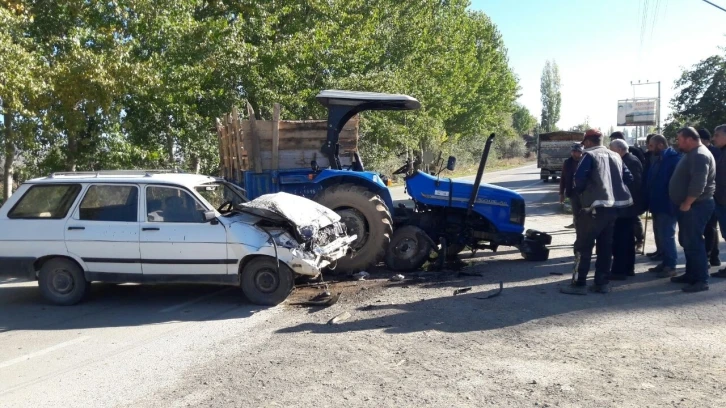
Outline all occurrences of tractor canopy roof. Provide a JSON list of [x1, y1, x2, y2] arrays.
[[316, 90, 421, 111]]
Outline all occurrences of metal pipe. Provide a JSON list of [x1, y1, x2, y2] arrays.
[[467, 133, 495, 218]]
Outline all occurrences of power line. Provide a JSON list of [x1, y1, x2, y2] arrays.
[[702, 0, 726, 13]]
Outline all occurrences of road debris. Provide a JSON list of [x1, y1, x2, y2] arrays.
[[390, 274, 405, 282], [453, 287, 472, 296], [476, 281, 503, 299], [352, 271, 370, 281], [549, 272, 564, 276], [290, 292, 341, 307], [328, 311, 352, 325]]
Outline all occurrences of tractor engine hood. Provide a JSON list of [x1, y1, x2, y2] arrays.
[[455, 178, 524, 203]]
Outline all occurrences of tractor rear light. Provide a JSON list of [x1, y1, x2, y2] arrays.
[[510, 198, 525, 225], [308, 174, 315, 180]]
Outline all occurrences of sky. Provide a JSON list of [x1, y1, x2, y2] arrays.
[[470, 0, 726, 132]]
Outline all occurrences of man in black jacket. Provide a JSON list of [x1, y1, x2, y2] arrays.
[[609, 138, 643, 279], [699, 128, 721, 267], [710, 124, 726, 278], [610, 131, 647, 252], [559, 143, 584, 228]]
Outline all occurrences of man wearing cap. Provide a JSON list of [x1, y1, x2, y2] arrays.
[[668, 127, 716, 293], [610, 131, 646, 251], [708, 124, 726, 278], [698, 128, 721, 268], [559, 143, 584, 228], [608, 138, 643, 280], [562, 129, 633, 295]]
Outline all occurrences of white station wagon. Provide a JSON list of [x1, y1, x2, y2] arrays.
[[0, 171, 355, 306]]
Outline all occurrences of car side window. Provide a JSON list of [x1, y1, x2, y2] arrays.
[[8, 184, 82, 219], [79, 185, 138, 222], [146, 186, 206, 223]]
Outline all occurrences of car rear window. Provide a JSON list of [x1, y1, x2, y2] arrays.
[[8, 184, 82, 219]]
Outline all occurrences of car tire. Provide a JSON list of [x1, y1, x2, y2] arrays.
[[241, 257, 294, 306], [38, 258, 90, 306]]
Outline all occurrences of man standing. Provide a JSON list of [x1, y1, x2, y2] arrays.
[[644, 135, 681, 278], [610, 131, 646, 252], [643, 134, 662, 258], [698, 128, 721, 267], [709, 125, 726, 278], [562, 129, 633, 295], [560, 143, 584, 229], [609, 139, 643, 280], [668, 127, 716, 293]]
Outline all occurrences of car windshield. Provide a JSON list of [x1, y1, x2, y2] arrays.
[[194, 182, 247, 211]]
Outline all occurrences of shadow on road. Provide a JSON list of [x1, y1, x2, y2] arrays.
[[0, 283, 262, 333]]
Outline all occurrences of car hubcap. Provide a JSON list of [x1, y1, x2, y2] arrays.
[[337, 208, 368, 250], [255, 268, 279, 293], [51, 269, 74, 294], [394, 237, 418, 260]]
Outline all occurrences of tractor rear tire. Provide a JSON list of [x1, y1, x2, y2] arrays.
[[314, 184, 393, 273], [385, 226, 433, 272]]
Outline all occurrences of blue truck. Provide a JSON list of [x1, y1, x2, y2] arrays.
[[230, 90, 550, 272]]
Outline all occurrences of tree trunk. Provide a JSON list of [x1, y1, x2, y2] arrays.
[[66, 133, 78, 171], [3, 113, 14, 201], [166, 133, 174, 167], [190, 153, 200, 174]]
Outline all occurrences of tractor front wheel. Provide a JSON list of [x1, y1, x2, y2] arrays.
[[385, 226, 433, 272], [314, 184, 393, 273]]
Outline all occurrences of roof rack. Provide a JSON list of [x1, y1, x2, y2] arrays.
[[48, 169, 184, 178]]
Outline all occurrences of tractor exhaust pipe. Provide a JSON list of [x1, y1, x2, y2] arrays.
[[466, 133, 495, 218]]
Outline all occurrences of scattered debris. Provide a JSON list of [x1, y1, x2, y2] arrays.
[[453, 287, 472, 296], [328, 311, 352, 325], [390, 274, 405, 282], [290, 292, 341, 307], [352, 271, 370, 281], [458, 270, 484, 277], [476, 281, 503, 299], [549, 272, 564, 276]]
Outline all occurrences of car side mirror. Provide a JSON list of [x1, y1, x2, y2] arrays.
[[203, 210, 217, 223], [446, 156, 457, 171]]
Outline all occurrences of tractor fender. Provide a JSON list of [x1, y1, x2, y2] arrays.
[[313, 169, 394, 211]]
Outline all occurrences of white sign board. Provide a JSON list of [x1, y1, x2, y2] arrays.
[[617, 99, 657, 126]]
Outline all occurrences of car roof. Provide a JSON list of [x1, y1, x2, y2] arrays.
[[25, 171, 221, 189]]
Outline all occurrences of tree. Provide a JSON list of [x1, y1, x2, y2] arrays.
[[569, 117, 591, 132], [540, 60, 561, 132], [665, 49, 726, 138], [512, 103, 537, 136]]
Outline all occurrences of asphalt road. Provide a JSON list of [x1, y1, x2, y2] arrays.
[[0, 163, 560, 407]]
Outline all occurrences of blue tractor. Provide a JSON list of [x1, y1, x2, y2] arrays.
[[241, 90, 550, 272]]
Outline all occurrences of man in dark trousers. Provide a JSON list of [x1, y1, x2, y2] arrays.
[[698, 128, 721, 267], [643, 133, 661, 258], [559, 143, 584, 229], [710, 124, 726, 278], [561, 129, 633, 295], [668, 127, 716, 293], [608, 139, 643, 280], [644, 135, 681, 278], [610, 131, 646, 252]]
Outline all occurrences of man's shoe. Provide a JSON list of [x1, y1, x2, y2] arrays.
[[626, 271, 636, 277], [670, 274, 696, 284], [682, 282, 709, 293], [560, 284, 587, 295], [710, 268, 726, 278], [565, 223, 575, 229], [646, 251, 660, 258], [588, 283, 611, 294], [649, 254, 663, 262], [608, 274, 627, 281], [635, 242, 644, 253], [710, 257, 722, 267], [656, 267, 677, 278], [648, 264, 665, 273]]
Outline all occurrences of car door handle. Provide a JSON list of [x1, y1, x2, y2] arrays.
[[142, 227, 160, 231], [67, 226, 85, 231]]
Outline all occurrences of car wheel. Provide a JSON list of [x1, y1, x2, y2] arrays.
[[38, 258, 90, 306], [241, 257, 294, 306]]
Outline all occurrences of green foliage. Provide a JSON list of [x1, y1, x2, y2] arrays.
[[665, 49, 726, 137], [512, 103, 537, 136], [2, 0, 521, 184], [540, 60, 561, 133]]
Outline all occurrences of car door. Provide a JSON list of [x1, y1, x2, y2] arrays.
[[64, 184, 142, 276], [139, 185, 229, 276]]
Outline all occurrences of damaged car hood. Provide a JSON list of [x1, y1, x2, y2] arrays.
[[236, 192, 341, 229]]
